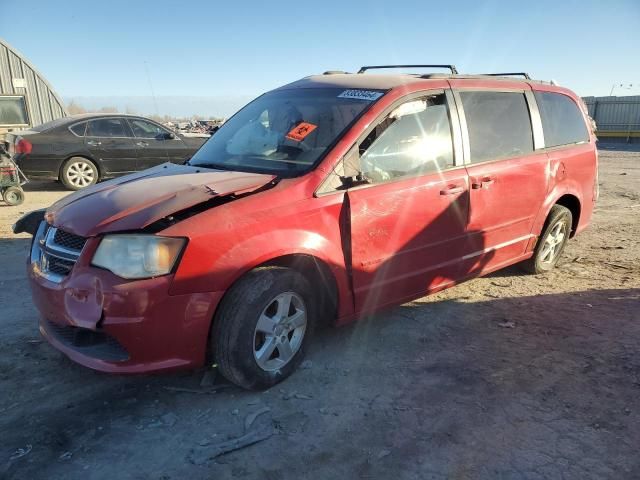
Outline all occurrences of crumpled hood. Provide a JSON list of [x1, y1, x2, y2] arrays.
[[46, 163, 275, 237]]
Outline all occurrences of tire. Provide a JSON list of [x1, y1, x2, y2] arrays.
[[212, 266, 316, 390], [60, 157, 98, 190], [521, 205, 572, 274], [3, 186, 24, 206]]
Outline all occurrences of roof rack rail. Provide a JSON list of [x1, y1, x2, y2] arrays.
[[478, 72, 531, 80], [358, 64, 458, 74]]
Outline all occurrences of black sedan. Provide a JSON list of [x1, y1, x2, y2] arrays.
[[6, 114, 208, 190]]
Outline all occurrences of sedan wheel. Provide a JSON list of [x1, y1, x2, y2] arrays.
[[61, 158, 98, 190]]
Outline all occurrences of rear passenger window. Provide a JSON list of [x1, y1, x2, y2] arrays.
[[460, 91, 533, 163], [535, 91, 589, 147], [87, 118, 128, 138], [69, 122, 86, 136]]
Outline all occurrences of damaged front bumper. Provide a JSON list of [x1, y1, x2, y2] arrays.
[[30, 265, 223, 373], [26, 220, 223, 373]]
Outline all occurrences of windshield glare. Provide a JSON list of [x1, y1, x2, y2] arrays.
[[189, 88, 383, 176]]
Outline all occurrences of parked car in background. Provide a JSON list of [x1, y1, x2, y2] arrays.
[[6, 114, 207, 190], [15, 66, 598, 390]]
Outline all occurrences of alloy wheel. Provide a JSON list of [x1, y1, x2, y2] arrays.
[[253, 292, 307, 371], [540, 221, 566, 264], [66, 161, 95, 188]]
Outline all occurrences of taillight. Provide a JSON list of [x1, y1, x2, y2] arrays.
[[15, 137, 32, 155]]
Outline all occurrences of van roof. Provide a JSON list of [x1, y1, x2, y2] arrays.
[[277, 71, 561, 93]]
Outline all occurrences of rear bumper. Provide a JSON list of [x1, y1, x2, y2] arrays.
[[14, 153, 62, 179], [29, 262, 224, 373]]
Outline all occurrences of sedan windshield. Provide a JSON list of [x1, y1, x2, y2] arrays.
[[188, 87, 384, 176]]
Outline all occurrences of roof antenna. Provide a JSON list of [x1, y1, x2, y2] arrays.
[[144, 61, 160, 117]]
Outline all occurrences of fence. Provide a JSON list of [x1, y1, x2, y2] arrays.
[[582, 95, 640, 143]]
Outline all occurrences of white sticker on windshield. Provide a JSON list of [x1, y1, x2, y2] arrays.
[[338, 89, 384, 101]]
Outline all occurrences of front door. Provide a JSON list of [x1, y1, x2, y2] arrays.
[[453, 88, 549, 274], [128, 118, 183, 169], [346, 91, 470, 313], [85, 117, 138, 174]]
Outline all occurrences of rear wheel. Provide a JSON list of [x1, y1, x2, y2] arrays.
[[521, 205, 572, 274], [61, 157, 98, 190], [2, 186, 24, 206], [212, 267, 316, 390]]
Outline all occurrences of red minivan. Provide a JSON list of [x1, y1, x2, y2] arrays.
[[15, 66, 598, 390]]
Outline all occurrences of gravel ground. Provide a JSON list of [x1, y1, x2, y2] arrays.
[[1, 147, 639, 480]]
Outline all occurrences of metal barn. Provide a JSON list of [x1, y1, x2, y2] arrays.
[[0, 37, 66, 136]]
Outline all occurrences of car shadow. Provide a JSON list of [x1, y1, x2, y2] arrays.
[[23, 180, 68, 192]]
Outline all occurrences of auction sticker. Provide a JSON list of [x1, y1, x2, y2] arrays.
[[338, 89, 384, 101], [286, 122, 318, 142]]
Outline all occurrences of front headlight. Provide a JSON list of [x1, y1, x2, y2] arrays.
[[92, 235, 186, 279]]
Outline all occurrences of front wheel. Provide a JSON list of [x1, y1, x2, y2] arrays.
[[521, 205, 572, 274], [212, 267, 316, 390], [61, 157, 98, 190]]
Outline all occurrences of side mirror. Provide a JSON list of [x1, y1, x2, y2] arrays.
[[163, 132, 176, 140]]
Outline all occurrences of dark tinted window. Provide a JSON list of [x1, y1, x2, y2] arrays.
[[461, 91, 533, 163], [359, 94, 454, 183], [535, 91, 589, 147], [130, 119, 166, 138], [69, 122, 87, 136], [87, 118, 128, 137]]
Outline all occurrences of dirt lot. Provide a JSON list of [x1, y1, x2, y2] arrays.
[[1, 147, 639, 480]]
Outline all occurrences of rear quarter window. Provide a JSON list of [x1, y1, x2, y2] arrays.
[[460, 91, 533, 163], [69, 122, 87, 136], [535, 91, 589, 148]]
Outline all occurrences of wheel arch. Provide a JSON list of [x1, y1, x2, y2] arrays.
[[533, 188, 583, 240], [204, 252, 341, 365], [213, 253, 339, 326], [58, 154, 103, 181], [260, 254, 339, 324], [554, 193, 581, 237]]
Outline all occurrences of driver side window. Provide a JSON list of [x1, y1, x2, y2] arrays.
[[130, 119, 168, 139], [359, 93, 455, 183]]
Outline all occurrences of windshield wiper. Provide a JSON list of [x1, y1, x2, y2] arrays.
[[191, 162, 238, 171]]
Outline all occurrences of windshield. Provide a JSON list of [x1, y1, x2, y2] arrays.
[[188, 88, 384, 176]]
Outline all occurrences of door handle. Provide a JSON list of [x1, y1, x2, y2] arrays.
[[471, 176, 495, 189], [136, 141, 149, 147], [440, 185, 464, 195], [86, 140, 101, 147]]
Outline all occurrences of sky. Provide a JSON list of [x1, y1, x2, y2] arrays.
[[2, 0, 639, 116]]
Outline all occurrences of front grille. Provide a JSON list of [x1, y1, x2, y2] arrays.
[[31, 224, 86, 283], [53, 229, 87, 251], [47, 256, 75, 276], [44, 320, 129, 362]]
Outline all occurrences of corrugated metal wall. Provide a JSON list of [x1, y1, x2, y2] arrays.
[[582, 95, 640, 141], [0, 38, 67, 128]]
